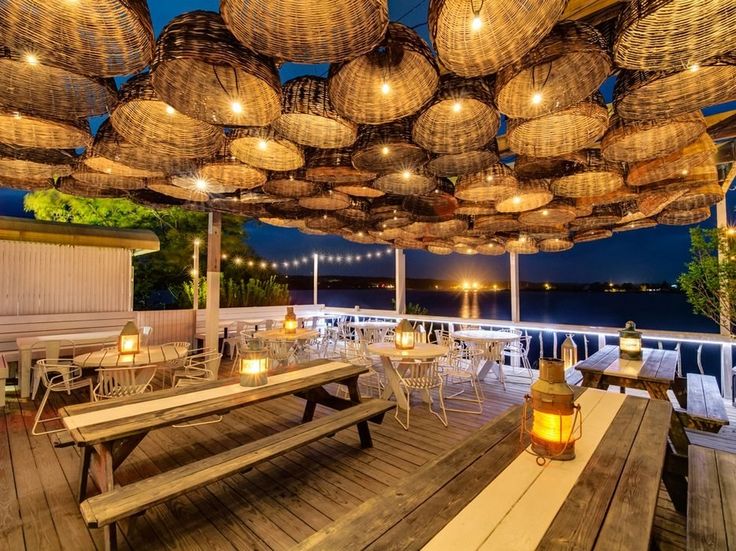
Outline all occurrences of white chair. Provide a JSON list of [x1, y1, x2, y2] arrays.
[[266, 339, 296, 367], [140, 326, 153, 346], [500, 335, 533, 386], [158, 341, 191, 387], [32, 359, 93, 435], [93, 365, 157, 400], [394, 359, 448, 430], [443, 348, 485, 414], [341, 341, 383, 398], [172, 350, 222, 387]]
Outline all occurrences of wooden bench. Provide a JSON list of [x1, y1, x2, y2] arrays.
[[688, 445, 736, 550], [80, 399, 394, 551], [676, 374, 729, 433]]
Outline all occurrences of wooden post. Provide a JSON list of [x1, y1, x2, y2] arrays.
[[716, 199, 733, 400], [395, 248, 406, 314], [313, 253, 318, 305], [510, 252, 520, 323], [204, 212, 221, 353], [192, 238, 200, 311]]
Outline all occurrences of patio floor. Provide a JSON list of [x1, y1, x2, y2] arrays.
[[2, 363, 735, 550]]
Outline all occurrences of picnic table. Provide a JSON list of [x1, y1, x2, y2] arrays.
[[297, 387, 672, 551]]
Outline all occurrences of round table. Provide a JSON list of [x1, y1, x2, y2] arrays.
[[255, 328, 319, 341], [74, 344, 189, 368], [451, 330, 519, 384], [367, 342, 449, 409], [349, 321, 396, 344]]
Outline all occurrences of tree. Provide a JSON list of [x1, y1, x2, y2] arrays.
[[679, 227, 736, 335], [24, 190, 269, 308]]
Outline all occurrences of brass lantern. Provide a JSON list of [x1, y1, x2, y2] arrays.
[[239, 349, 269, 387], [561, 334, 578, 370], [284, 306, 298, 335], [522, 358, 582, 463], [394, 319, 415, 350], [118, 321, 140, 355], [619, 320, 642, 360]]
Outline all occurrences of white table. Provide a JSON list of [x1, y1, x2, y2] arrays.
[[367, 342, 449, 409], [451, 330, 519, 382], [256, 328, 319, 341], [17, 330, 122, 398], [74, 344, 189, 368], [349, 321, 396, 344]]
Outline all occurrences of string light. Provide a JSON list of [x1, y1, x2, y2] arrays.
[[380, 81, 391, 95], [24, 53, 39, 65], [531, 92, 543, 105], [230, 100, 243, 113], [452, 101, 462, 113], [257, 139, 269, 150], [471, 15, 482, 31], [165, 105, 176, 115]]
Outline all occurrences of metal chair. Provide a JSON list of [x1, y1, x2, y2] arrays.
[[32, 359, 93, 435], [140, 326, 153, 346], [394, 359, 448, 430], [266, 339, 296, 367], [157, 341, 191, 387], [500, 335, 533, 387], [93, 364, 157, 400], [171, 349, 221, 387], [341, 340, 383, 398], [443, 348, 485, 414]]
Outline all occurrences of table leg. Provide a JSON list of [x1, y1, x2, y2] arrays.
[[477, 358, 495, 381], [346, 378, 373, 449], [379, 356, 409, 410], [643, 382, 670, 401], [581, 372, 608, 390]]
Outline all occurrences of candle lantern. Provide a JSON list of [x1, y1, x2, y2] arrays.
[[619, 320, 642, 360], [522, 358, 582, 463], [394, 319, 415, 350], [239, 349, 269, 387], [561, 334, 578, 370], [284, 306, 298, 335], [415, 324, 427, 344], [118, 321, 140, 355]]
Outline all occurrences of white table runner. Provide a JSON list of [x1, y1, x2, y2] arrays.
[[603, 348, 652, 378]]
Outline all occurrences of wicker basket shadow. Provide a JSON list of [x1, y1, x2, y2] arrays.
[[0, 0, 154, 77], [0, 46, 117, 119], [263, 171, 321, 198], [110, 73, 225, 159], [71, 167, 146, 191], [657, 207, 712, 226], [426, 141, 499, 177], [550, 150, 625, 198], [412, 75, 499, 154], [272, 76, 357, 149], [229, 127, 304, 172], [221, 0, 387, 64], [495, 179, 553, 213], [495, 21, 611, 119], [375, 169, 438, 196], [351, 118, 429, 173], [613, 0, 736, 71], [538, 237, 574, 252], [0, 143, 74, 181], [429, 0, 566, 77], [0, 107, 90, 149], [455, 163, 517, 202], [148, 181, 208, 202], [328, 23, 439, 125], [305, 148, 376, 184], [299, 190, 351, 211], [626, 134, 717, 187], [602, 112, 706, 163], [614, 54, 736, 120], [507, 92, 609, 158], [151, 11, 281, 128]]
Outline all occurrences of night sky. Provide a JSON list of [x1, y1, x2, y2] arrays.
[[0, 0, 732, 284]]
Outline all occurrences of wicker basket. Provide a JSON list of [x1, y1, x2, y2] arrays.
[[518, 203, 577, 226], [426, 142, 499, 177], [148, 182, 208, 202], [496, 180, 553, 213], [613, 219, 657, 233], [351, 119, 429, 173], [538, 237, 574, 253], [550, 150, 625, 198], [305, 214, 345, 232], [426, 241, 454, 255], [199, 149, 267, 191], [634, 184, 688, 217], [657, 207, 712, 226], [495, 21, 611, 119], [576, 187, 639, 210], [375, 169, 437, 195], [298, 190, 351, 211], [305, 148, 376, 184], [259, 217, 306, 229], [455, 163, 517, 202], [337, 200, 372, 225], [221, 0, 387, 64], [505, 236, 539, 254], [513, 151, 589, 180], [0, 143, 74, 181], [333, 184, 384, 199], [614, 55, 736, 120], [229, 127, 304, 172], [475, 239, 505, 255], [406, 219, 467, 239], [71, 167, 146, 191], [602, 112, 706, 163], [402, 191, 458, 223], [110, 73, 224, 159], [573, 229, 612, 243], [371, 207, 413, 230], [453, 243, 479, 255], [58, 178, 125, 199], [272, 76, 357, 149], [0, 107, 90, 149], [412, 75, 498, 154], [668, 183, 724, 211], [151, 10, 281, 127], [300, 227, 328, 236], [429, 0, 566, 77], [507, 92, 609, 158], [471, 215, 520, 234], [0, 174, 52, 191], [342, 230, 380, 245], [0, 0, 153, 77], [614, 0, 736, 71], [627, 133, 717, 187], [570, 213, 621, 231], [171, 174, 236, 195], [455, 201, 496, 216], [263, 171, 320, 198], [328, 23, 439, 125]]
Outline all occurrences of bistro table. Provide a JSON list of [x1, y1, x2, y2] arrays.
[[451, 329, 519, 382], [349, 320, 396, 343], [74, 343, 189, 368], [367, 342, 448, 409], [297, 387, 672, 551], [256, 327, 319, 341]]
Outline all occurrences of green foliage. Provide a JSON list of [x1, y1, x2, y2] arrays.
[[174, 276, 290, 308], [24, 190, 266, 309], [391, 299, 429, 316], [679, 227, 736, 335]]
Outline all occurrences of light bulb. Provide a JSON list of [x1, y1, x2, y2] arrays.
[[486, 175, 493, 182], [471, 15, 482, 31], [452, 101, 462, 113], [24, 53, 38, 65], [542, 209, 549, 216], [689, 63, 700, 73], [257, 139, 268, 150], [381, 146, 390, 155], [381, 81, 391, 95], [681, 168, 689, 176], [230, 101, 243, 113], [512, 195, 522, 205], [531, 92, 543, 105], [402, 170, 411, 180], [165, 105, 175, 115], [194, 178, 208, 191]]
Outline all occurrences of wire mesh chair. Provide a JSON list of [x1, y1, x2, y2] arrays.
[[443, 348, 485, 414], [394, 359, 448, 430], [172, 350, 222, 387], [340, 340, 383, 399], [500, 335, 533, 387], [158, 341, 191, 388], [93, 364, 157, 401], [32, 359, 93, 435], [265, 339, 296, 367]]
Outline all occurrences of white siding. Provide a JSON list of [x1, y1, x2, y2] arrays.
[[0, 240, 132, 315]]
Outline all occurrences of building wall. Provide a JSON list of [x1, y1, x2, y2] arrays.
[[0, 240, 132, 315]]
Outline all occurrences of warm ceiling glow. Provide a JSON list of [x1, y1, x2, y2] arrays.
[[531, 92, 543, 105], [380, 81, 391, 95], [452, 101, 462, 113], [381, 146, 390, 155], [194, 178, 208, 191], [165, 105, 176, 115], [230, 101, 243, 113], [471, 15, 482, 31], [257, 139, 268, 150], [24, 53, 39, 65]]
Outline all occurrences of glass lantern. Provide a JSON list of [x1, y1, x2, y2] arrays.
[[118, 321, 140, 355], [394, 319, 415, 350], [239, 349, 269, 387], [284, 306, 298, 335], [619, 320, 642, 360], [561, 334, 578, 370]]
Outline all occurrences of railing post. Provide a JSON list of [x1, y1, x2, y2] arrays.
[[510, 252, 520, 323], [395, 248, 406, 314], [204, 212, 221, 353], [722, 343, 733, 401], [716, 198, 733, 398], [313, 253, 318, 305]]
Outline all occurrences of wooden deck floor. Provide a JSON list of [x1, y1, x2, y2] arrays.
[[1, 364, 735, 551]]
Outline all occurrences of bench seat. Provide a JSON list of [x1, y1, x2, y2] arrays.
[[677, 374, 729, 433]]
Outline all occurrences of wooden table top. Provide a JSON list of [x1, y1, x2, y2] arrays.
[[73, 344, 189, 368], [60, 359, 363, 446], [16, 329, 122, 350], [256, 328, 319, 341], [367, 342, 448, 359], [452, 330, 519, 342], [575, 345, 678, 384], [296, 387, 672, 551]]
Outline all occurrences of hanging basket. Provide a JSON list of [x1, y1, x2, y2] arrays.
[[471, 215, 520, 234], [148, 182, 208, 202], [507, 92, 609, 158], [0, 0, 154, 77], [351, 118, 429, 173], [614, 55, 736, 120], [110, 73, 224, 159], [334, 184, 384, 199], [0, 107, 90, 149], [328, 23, 439, 125], [455, 201, 496, 216], [230, 127, 304, 172], [602, 112, 706, 163], [171, 174, 236, 195], [495, 21, 611, 119], [505, 236, 539, 254], [402, 190, 459, 223], [539, 237, 574, 253], [259, 217, 306, 229], [657, 207, 712, 226], [613, 0, 736, 71], [298, 190, 351, 211], [58, 177, 124, 199], [0, 143, 74, 181], [221, 0, 387, 64], [573, 229, 612, 243], [476, 239, 506, 255], [305, 148, 376, 184], [305, 214, 346, 232], [412, 75, 499, 154], [453, 243, 479, 255], [513, 151, 589, 180], [429, 0, 566, 77], [405, 219, 467, 239], [71, 167, 146, 191], [263, 171, 321, 198], [426, 241, 454, 255], [570, 213, 620, 231], [371, 209, 413, 230], [342, 230, 380, 245], [550, 150, 625, 198], [627, 134, 717, 187], [375, 169, 438, 195], [0, 174, 52, 192], [518, 202, 577, 226], [576, 187, 639, 210], [272, 76, 357, 149], [668, 183, 724, 211], [426, 142, 499, 177], [636, 185, 689, 217], [455, 163, 518, 202], [198, 148, 267, 191], [614, 219, 657, 232], [495, 179, 553, 213], [151, 10, 281, 127], [337, 199, 372, 225]]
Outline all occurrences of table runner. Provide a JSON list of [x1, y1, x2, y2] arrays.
[[602, 348, 653, 378]]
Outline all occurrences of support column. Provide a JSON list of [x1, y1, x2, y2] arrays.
[[204, 212, 221, 353], [313, 253, 319, 305], [192, 238, 200, 311], [510, 252, 520, 323], [395, 248, 406, 315], [716, 198, 733, 400]]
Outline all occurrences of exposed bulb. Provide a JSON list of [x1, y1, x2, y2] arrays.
[[689, 63, 700, 73], [452, 101, 462, 113], [24, 53, 38, 65], [194, 178, 208, 191], [380, 81, 391, 95], [165, 105, 176, 115], [681, 168, 689, 176], [541, 209, 549, 216], [381, 146, 390, 155], [512, 195, 522, 205], [531, 92, 543, 105], [402, 170, 411, 180], [257, 139, 268, 150], [230, 101, 243, 114], [471, 15, 482, 31]]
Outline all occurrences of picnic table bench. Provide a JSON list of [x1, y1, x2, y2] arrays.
[[674, 374, 729, 433]]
